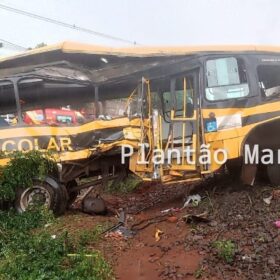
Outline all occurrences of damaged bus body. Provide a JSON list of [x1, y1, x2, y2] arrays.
[[1, 42, 280, 214]]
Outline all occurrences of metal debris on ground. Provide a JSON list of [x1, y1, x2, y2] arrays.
[[116, 226, 135, 238], [103, 210, 135, 239], [131, 214, 168, 231], [182, 194, 202, 208], [105, 226, 135, 240], [155, 229, 163, 242], [102, 209, 127, 234], [263, 195, 273, 205], [160, 207, 181, 214]]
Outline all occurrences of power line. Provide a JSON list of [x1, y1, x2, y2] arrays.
[[0, 3, 139, 45], [0, 38, 27, 50]]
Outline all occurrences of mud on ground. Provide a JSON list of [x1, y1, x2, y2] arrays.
[[67, 176, 280, 280]]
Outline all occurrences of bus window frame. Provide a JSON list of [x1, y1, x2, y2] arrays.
[[255, 56, 280, 102], [159, 69, 199, 122], [202, 54, 256, 106], [12, 75, 94, 127], [0, 78, 21, 126]]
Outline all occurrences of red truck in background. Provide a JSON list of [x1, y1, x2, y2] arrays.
[[23, 108, 85, 125]]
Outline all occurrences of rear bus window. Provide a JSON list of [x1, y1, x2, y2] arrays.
[[205, 57, 249, 101]]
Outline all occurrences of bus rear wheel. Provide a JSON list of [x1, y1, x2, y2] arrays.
[[15, 177, 68, 216], [267, 162, 280, 186]]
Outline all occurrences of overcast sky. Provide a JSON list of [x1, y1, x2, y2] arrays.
[[0, 0, 279, 54]]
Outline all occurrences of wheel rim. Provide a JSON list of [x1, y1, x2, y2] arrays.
[[20, 185, 52, 211]]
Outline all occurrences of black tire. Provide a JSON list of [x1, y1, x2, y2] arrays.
[[226, 159, 242, 179], [66, 180, 79, 208], [15, 176, 68, 216], [267, 162, 280, 186], [82, 196, 107, 215]]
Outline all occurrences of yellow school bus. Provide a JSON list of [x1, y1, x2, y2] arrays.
[[1, 42, 280, 213]]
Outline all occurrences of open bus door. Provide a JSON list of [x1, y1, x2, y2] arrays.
[[133, 70, 203, 183], [158, 70, 202, 182]]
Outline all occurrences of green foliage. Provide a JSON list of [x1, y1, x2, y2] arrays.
[[0, 208, 113, 280], [0, 151, 56, 201], [0, 151, 113, 278], [213, 240, 236, 263], [106, 174, 141, 194], [194, 266, 204, 278], [78, 225, 104, 248], [0, 206, 54, 233]]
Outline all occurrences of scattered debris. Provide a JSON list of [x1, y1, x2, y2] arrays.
[[54, 178, 280, 279], [183, 212, 210, 224], [274, 220, 280, 228], [160, 207, 181, 214], [241, 255, 252, 262], [263, 195, 273, 205], [117, 209, 127, 225], [102, 209, 127, 234], [182, 194, 201, 208], [155, 229, 163, 242], [131, 214, 167, 231], [75, 186, 95, 205], [116, 226, 135, 238], [105, 231, 124, 240]]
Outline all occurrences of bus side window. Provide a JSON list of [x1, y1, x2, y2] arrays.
[[257, 65, 280, 98], [150, 79, 171, 121], [0, 81, 18, 127], [161, 77, 194, 120], [205, 57, 249, 101], [174, 77, 194, 118], [162, 90, 172, 120]]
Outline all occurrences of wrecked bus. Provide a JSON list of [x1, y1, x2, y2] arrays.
[[1, 42, 280, 214]]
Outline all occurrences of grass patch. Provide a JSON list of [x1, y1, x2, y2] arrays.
[[212, 240, 236, 264], [194, 266, 205, 278], [106, 174, 141, 194], [0, 208, 113, 280], [78, 225, 104, 248]]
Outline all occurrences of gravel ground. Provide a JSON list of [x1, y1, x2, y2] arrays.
[[183, 178, 280, 280], [73, 175, 280, 279]]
